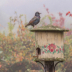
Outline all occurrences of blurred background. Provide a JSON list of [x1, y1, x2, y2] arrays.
[[0, 0, 72, 72]]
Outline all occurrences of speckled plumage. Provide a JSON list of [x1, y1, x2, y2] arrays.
[[25, 12, 41, 27]]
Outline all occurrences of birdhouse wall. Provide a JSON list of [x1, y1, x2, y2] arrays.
[[35, 31, 64, 60]]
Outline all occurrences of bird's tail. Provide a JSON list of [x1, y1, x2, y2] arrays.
[[25, 24, 30, 27]]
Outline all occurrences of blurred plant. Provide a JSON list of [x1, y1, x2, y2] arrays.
[[0, 11, 40, 72], [0, 7, 72, 72]]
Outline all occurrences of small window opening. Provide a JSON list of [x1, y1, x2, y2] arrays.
[[36, 47, 41, 55]]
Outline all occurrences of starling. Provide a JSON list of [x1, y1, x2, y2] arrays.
[[25, 12, 41, 27]]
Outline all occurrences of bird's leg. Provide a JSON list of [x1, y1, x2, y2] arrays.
[[32, 25, 34, 28]]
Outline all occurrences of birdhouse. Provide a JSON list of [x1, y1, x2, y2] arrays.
[[30, 24, 69, 61]]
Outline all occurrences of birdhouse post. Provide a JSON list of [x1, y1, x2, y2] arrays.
[[30, 24, 69, 72]]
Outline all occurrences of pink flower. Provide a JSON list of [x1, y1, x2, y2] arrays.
[[52, 17, 55, 20], [51, 14, 53, 16], [59, 48, 61, 51], [59, 12, 62, 16], [55, 20, 59, 22], [69, 14, 72, 16], [47, 46, 49, 49], [46, 8, 48, 11], [48, 44, 56, 52], [44, 45, 46, 48], [62, 48, 64, 51], [42, 51, 44, 54], [56, 49, 58, 51], [66, 11, 70, 16]]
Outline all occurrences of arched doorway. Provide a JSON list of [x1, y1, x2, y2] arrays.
[[36, 47, 41, 55]]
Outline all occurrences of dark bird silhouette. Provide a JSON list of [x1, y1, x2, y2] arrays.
[[25, 12, 41, 27]]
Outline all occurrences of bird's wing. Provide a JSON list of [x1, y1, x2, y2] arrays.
[[28, 16, 38, 24]]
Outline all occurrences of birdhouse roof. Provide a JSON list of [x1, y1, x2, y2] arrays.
[[30, 24, 69, 32]]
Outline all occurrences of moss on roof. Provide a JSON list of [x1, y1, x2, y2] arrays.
[[33, 58, 65, 61], [30, 24, 69, 32]]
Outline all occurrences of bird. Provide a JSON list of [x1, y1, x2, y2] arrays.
[[25, 12, 41, 27]]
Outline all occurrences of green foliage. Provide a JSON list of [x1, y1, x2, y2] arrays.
[[64, 44, 70, 60], [8, 22, 15, 33], [40, 15, 52, 25], [0, 12, 42, 72], [48, 16, 52, 24]]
